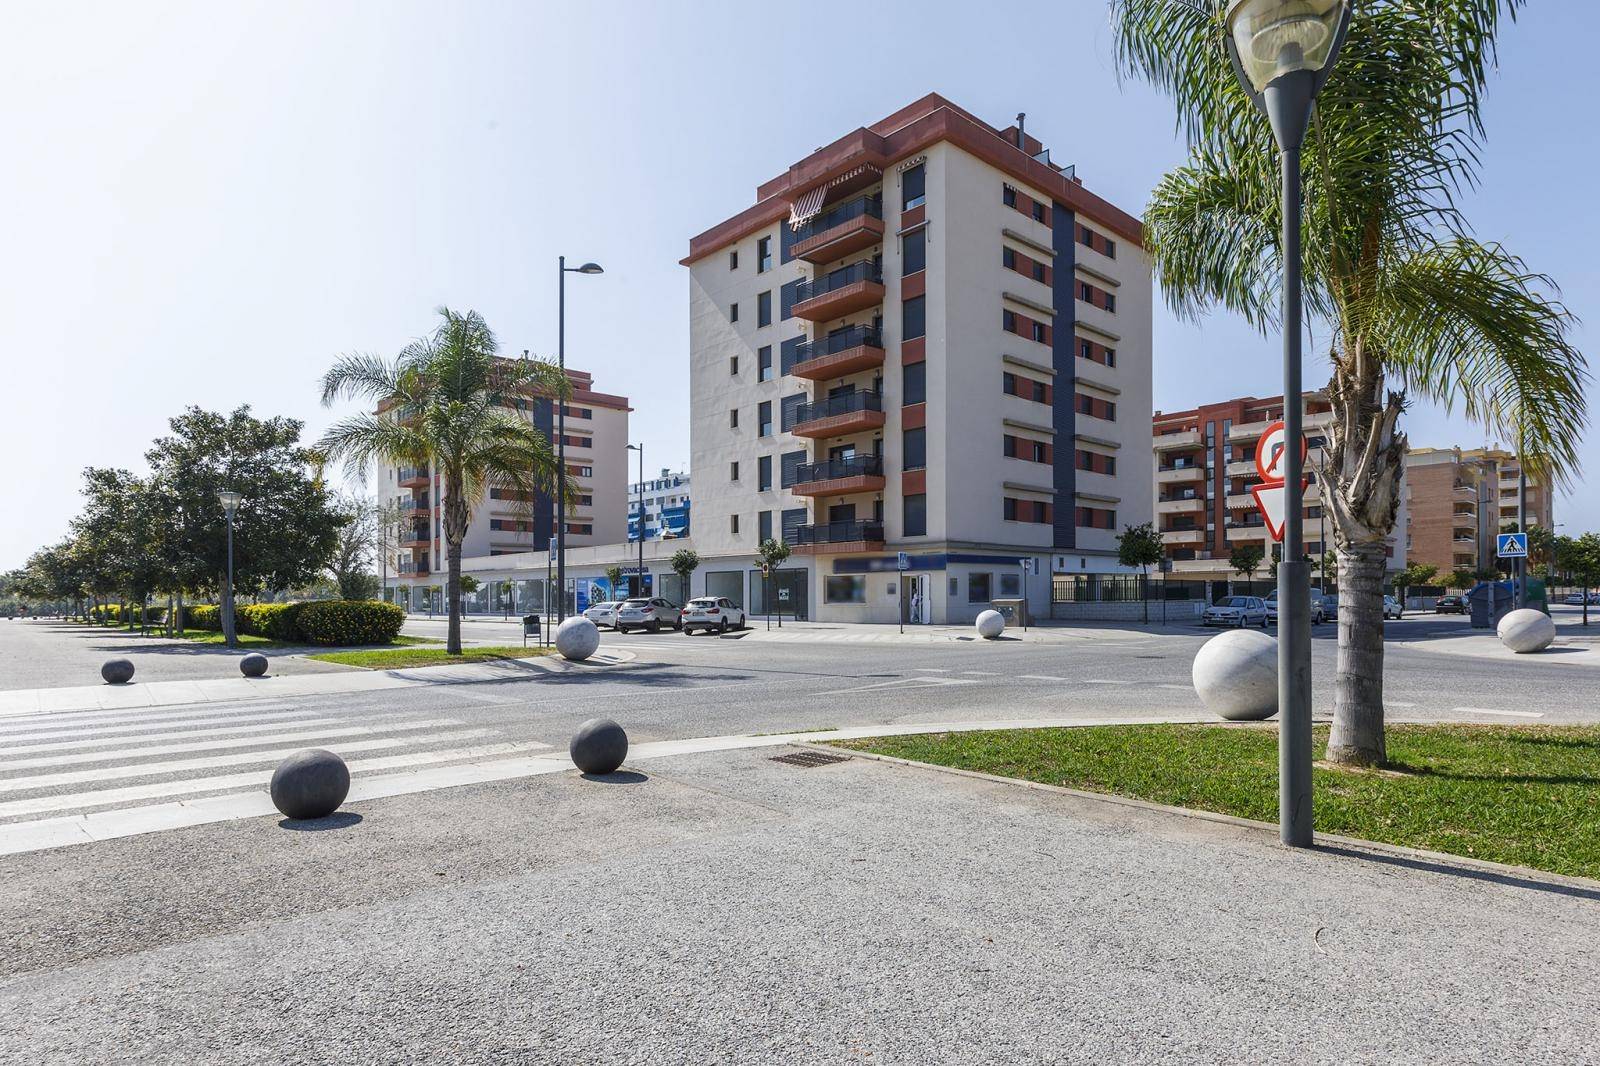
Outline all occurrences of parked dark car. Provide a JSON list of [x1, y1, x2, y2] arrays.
[[1435, 595, 1467, 614]]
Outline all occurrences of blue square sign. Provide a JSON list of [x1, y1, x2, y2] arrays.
[[1496, 532, 1528, 559]]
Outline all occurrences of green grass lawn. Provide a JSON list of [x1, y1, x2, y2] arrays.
[[89, 622, 437, 650], [836, 723, 1600, 880], [306, 644, 553, 669]]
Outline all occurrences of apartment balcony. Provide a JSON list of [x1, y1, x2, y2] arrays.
[[1225, 459, 1255, 476], [1154, 430, 1202, 451], [791, 519, 886, 556], [789, 325, 885, 380], [791, 261, 884, 321], [398, 496, 429, 512], [1226, 524, 1269, 542], [1453, 483, 1477, 500], [1155, 497, 1204, 516], [398, 466, 429, 489], [1225, 492, 1255, 510], [790, 193, 884, 264], [1228, 419, 1273, 441], [790, 389, 885, 439], [790, 454, 886, 498], [399, 524, 430, 548], [397, 559, 429, 576], [1161, 528, 1205, 546], [1156, 465, 1204, 485]]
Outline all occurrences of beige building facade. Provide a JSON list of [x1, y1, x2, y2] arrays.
[[1404, 446, 1554, 577], [680, 94, 1154, 624]]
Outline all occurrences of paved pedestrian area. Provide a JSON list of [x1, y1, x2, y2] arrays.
[[3, 744, 1596, 1062]]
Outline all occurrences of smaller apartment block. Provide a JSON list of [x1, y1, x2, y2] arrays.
[[1152, 392, 1406, 583], [378, 367, 629, 608], [1404, 447, 1553, 576], [628, 468, 691, 541]]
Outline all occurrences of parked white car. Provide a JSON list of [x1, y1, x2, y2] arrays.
[[614, 598, 682, 633], [1264, 591, 1327, 625], [681, 596, 746, 634], [583, 601, 623, 629], [1383, 596, 1404, 619], [1204, 596, 1269, 628]]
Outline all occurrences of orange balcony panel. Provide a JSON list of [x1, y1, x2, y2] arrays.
[[792, 538, 884, 557], [790, 474, 887, 498], [791, 279, 885, 322], [791, 215, 885, 264], [790, 409, 886, 440], [789, 343, 886, 381]]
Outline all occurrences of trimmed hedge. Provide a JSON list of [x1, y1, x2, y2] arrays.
[[189, 604, 222, 631], [237, 601, 314, 641], [297, 600, 405, 646]]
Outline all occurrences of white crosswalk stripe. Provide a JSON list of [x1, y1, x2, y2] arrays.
[[0, 709, 326, 745]]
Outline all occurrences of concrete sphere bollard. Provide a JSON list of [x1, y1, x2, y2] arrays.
[[239, 652, 269, 678], [101, 658, 135, 685], [975, 609, 1006, 640], [1192, 629, 1278, 721], [269, 748, 351, 820], [570, 717, 629, 775], [555, 616, 601, 661], [1497, 608, 1556, 654]]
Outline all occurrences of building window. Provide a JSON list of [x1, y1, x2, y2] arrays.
[[729, 408, 739, 429], [1004, 435, 1049, 464], [903, 427, 926, 471], [1003, 185, 1017, 208], [1105, 292, 1116, 313], [759, 510, 773, 542], [825, 575, 867, 604], [757, 236, 772, 273], [1002, 246, 1016, 271], [730, 461, 740, 482], [903, 493, 927, 537], [730, 355, 739, 376], [1003, 498, 1050, 523], [1031, 320, 1047, 344], [1032, 201, 1046, 223], [730, 514, 740, 534], [1002, 371, 1049, 404], [758, 400, 773, 437], [969, 572, 992, 603], [903, 361, 926, 406], [757, 291, 772, 327], [730, 302, 739, 324], [1032, 261, 1047, 283], [1003, 309, 1016, 334], [1076, 394, 1116, 421], [729, 249, 738, 270], [902, 228, 926, 275], [903, 296, 925, 341], [758, 454, 772, 491], [1106, 347, 1116, 367], [902, 163, 926, 210], [758, 345, 773, 382], [1000, 573, 1022, 597]]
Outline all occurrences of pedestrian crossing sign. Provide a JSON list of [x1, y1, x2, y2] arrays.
[[1496, 532, 1528, 559]]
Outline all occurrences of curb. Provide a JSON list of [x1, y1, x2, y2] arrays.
[[811, 740, 1600, 897]]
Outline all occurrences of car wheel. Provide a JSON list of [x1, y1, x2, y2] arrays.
[[648, 621, 660, 633], [718, 618, 729, 634]]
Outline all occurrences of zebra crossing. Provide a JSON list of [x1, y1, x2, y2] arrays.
[[0, 696, 557, 856]]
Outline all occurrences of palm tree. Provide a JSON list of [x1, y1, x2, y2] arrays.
[[317, 308, 571, 654], [1111, 1, 1587, 766]]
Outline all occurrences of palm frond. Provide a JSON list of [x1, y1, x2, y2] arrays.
[[319, 353, 402, 407]]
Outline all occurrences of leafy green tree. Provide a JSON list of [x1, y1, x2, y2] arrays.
[[670, 548, 700, 604], [1446, 569, 1476, 592], [1117, 521, 1164, 624], [604, 565, 624, 598], [1110, 1, 1588, 766], [327, 493, 380, 600], [1392, 564, 1439, 616], [1229, 544, 1265, 589], [144, 407, 344, 644], [1557, 533, 1600, 627], [317, 308, 570, 654], [756, 539, 792, 628]]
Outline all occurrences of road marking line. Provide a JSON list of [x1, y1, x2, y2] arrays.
[[0, 740, 552, 822], [0, 718, 464, 772], [1157, 684, 1192, 691], [811, 677, 981, 697], [0, 702, 309, 732], [961, 671, 1001, 676], [1385, 701, 1418, 709], [0, 710, 326, 745], [1452, 707, 1545, 719], [3, 716, 346, 756], [0, 728, 497, 793], [1083, 680, 1133, 685], [1017, 675, 1072, 682]]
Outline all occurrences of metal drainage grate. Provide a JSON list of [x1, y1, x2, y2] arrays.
[[770, 750, 851, 769]]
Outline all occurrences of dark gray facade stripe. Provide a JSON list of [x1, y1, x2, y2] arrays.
[[1051, 202, 1077, 550], [532, 397, 555, 552]]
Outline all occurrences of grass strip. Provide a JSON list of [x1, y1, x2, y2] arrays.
[[307, 645, 554, 669], [835, 723, 1600, 880]]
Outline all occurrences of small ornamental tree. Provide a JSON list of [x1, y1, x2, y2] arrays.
[[756, 539, 791, 628], [670, 549, 700, 604], [1392, 564, 1439, 616], [1116, 522, 1164, 625], [1229, 544, 1265, 592]]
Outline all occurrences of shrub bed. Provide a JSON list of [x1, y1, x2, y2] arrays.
[[296, 600, 405, 646], [188, 604, 222, 631]]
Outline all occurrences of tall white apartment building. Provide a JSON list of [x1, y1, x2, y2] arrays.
[[378, 367, 630, 608], [682, 94, 1153, 623]]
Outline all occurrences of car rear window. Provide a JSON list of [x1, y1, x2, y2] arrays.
[[689, 599, 715, 607], [623, 599, 649, 607]]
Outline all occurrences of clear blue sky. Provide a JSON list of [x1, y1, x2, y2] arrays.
[[3, 1, 1594, 569]]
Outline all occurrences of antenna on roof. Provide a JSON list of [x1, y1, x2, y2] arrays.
[[1015, 112, 1026, 148]]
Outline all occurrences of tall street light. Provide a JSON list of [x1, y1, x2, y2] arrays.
[[627, 443, 644, 597], [556, 256, 604, 622], [1224, 0, 1352, 848], [218, 490, 242, 649]]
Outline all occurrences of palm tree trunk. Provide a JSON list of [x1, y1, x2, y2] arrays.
[[446, 540, 463, 655], [1327, 542, 1388, 767]]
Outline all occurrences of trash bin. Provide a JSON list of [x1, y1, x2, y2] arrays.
[[523, 614, 541, 641], [990, 598, 1030, 627], [1466, 582, 1514, 630]]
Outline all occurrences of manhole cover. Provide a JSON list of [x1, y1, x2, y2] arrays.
[[770, 750, 851, 768]]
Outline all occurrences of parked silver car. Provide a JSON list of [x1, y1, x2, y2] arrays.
[[1265, 591, 1327, 625], [614, 598, 682, 633], [681, 596, 746, 634], [1204, 596, 1269, 628], [583, 600, 623, 629]]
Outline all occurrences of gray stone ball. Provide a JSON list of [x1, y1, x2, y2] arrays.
[[1192, 629, 1278, 721], [101, 658, 135, 685], [975, 609, 1006, 640], [555, 616, 601, 661], [570, 717, 629, 775], [1497, 608, 1556, 653], [269, 748, 351, 820], [239, 652, 269, 677]]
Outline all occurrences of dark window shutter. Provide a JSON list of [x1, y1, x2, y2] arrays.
[[780, 449, 807, 488], [781, 507, 807, 541], [780, 278, 803, 320], [780, 336, 805, 375], [780, 392, 806, 432]]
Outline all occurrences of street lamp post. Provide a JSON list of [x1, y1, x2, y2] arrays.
[[627, 443, 645, 597], [556, 256, 604, 622], [1224, 0, 1352, 849], [218, 490, 242, 649]]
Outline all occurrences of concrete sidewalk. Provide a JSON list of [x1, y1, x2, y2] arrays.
[[0, 649, 633, 717]]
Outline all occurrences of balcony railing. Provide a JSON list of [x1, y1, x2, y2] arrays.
[[793, 194, 882, 244], [794, 389, 883, 425], [794, 260, 883, 305], [397, 466, 429, 483], [400, 524, 430, 545], [398, 497, 429, 512], [792, 325, 883, 365], [793, 519, 885, 546], [794, 454, 885, 484]]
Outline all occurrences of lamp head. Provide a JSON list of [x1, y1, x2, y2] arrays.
[[575, 262, 604, 275], [1225, 0, 1349, 94], [217, 490, 242, 514]]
